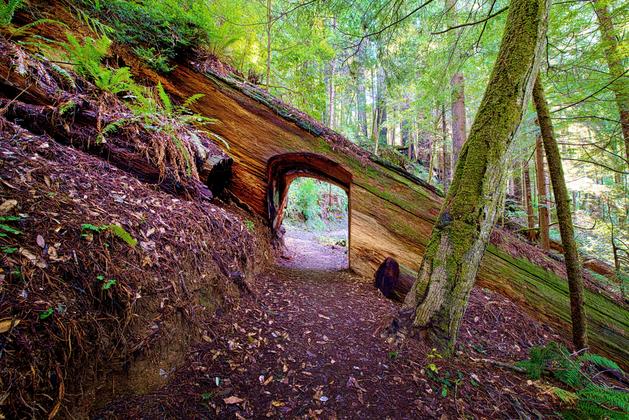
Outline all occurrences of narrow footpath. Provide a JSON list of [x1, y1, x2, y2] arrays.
[[97, 237, 566, 419]]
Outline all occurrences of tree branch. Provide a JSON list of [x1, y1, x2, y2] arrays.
[[432, 6, 508, 35]]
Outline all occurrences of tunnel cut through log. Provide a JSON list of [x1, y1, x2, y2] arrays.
[[267, 152, 352, 258]]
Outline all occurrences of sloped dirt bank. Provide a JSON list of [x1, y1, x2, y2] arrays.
[[0, 118, 266, 418]]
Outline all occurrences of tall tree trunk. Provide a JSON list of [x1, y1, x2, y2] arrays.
[[523, 160, 536, 241], [402, 0, 550, 354], [265, 0, 272, 89], [451, 73, 467, 172], [441, 104, 450, 191], [533, 76, 588, 351], [428, 137, 436, 185], [535, 134, 551, 250], [513, 165, 523, 204], [355, 50, 368, 139], [325, 60, 336, 128], [592, 0, 629, 161]]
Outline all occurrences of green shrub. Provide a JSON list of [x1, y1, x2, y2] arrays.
[[517, 342, 628, 419], [76, 0, 207, 72], [63, 33, 136, 94]]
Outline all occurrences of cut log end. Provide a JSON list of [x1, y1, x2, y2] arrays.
[[374, 257, 413, 303]]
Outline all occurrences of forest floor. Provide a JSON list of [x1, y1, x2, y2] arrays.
[[279, 226, 348, 270], [96, 234, 568, 419]]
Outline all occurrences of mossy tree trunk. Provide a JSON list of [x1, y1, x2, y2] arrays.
[[592, 0, 629, 161], [533, 75, 588, 351], [535, 134, 551, 250], [403, 0, 550, 354]]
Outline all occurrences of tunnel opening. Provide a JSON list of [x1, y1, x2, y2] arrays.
[[267, 153, 352, 270], [281, 178, 349, 270]]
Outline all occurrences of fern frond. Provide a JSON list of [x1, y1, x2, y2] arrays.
[[552, 387, 578, 406], [0, 0, 23, 26], [107, 224, 137, 247], [182, 93, 204, 109], [578, 353, 623, 373], [156, 82, 172, 115]]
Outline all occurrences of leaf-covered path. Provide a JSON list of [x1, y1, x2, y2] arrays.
[[97, 245, 566, 419]]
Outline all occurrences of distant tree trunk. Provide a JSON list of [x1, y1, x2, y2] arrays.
[[592, 0, 629, 161], [451, 73, 467, 172], [402, 0, 550, 354], [533, 75, 588, 351], [325, 60, 336, 128], [535, 134, 551, 250], [401, 95, 411, 154], [523, 160, 536, 241], [356, 50, 368, 139], [441, 104, 450, 191], [265, 0, 272, 89], [513, 165, 523, 204], [427, 138, 436, 185]]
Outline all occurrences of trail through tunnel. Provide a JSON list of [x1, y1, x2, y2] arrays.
[[267, 153, 352, 271]]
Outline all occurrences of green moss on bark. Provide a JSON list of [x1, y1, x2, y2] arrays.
[[407, 0, 551, 354]]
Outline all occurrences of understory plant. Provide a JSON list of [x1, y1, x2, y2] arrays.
[[517, 342, 628, 419]]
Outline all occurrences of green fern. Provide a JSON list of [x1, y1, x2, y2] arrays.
[[0, 0, 23, 27], [107, 224, 137, 247], [81, 223, 137, 247], [182, 93, 205, 109], [156, 82, 173, 115], [519, 343, 628, 419]]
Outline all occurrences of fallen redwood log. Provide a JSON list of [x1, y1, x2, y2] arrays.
[[374, 257, 414, 303]]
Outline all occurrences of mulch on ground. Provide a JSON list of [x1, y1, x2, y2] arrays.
[[97, 254, 569, 419]]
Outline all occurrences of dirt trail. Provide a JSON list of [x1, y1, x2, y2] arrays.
[[96, 239, 565, 419]]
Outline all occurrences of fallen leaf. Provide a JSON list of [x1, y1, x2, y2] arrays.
[[36, 235, 45, 248], [271, 400, 285, 407], [0, 318, 20, 333], [0, 199, 17, 215], [223, 396, 244, 405]]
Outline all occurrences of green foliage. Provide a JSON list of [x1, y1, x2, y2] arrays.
[[76, 0, 207, 73], [0, 0, 22, 26], [133, 46, 175, 73], [63, 33, 135, 95], [39, 307, 54, 320], [0, 215, 22, 237], [107, 224, 137, 247], [244, 219, 255, 233], [97, 275, 117, 290], [284, 178, 348, 231], [517, 342, 628, 419], [81, 223, 137, 247]]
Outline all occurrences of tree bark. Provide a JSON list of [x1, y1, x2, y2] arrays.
[[355, 48, 368, 140], [535, 134, 551, 250], [402, 0, 550, 354], [513, 166, 523, 204], [441, 104, 450, 191], [451, 73, 467, 171], [265, 0, 272, 89], [592, 0, 629, 161], [533, 75, 588, 351], [523, 160, 536, 241]]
